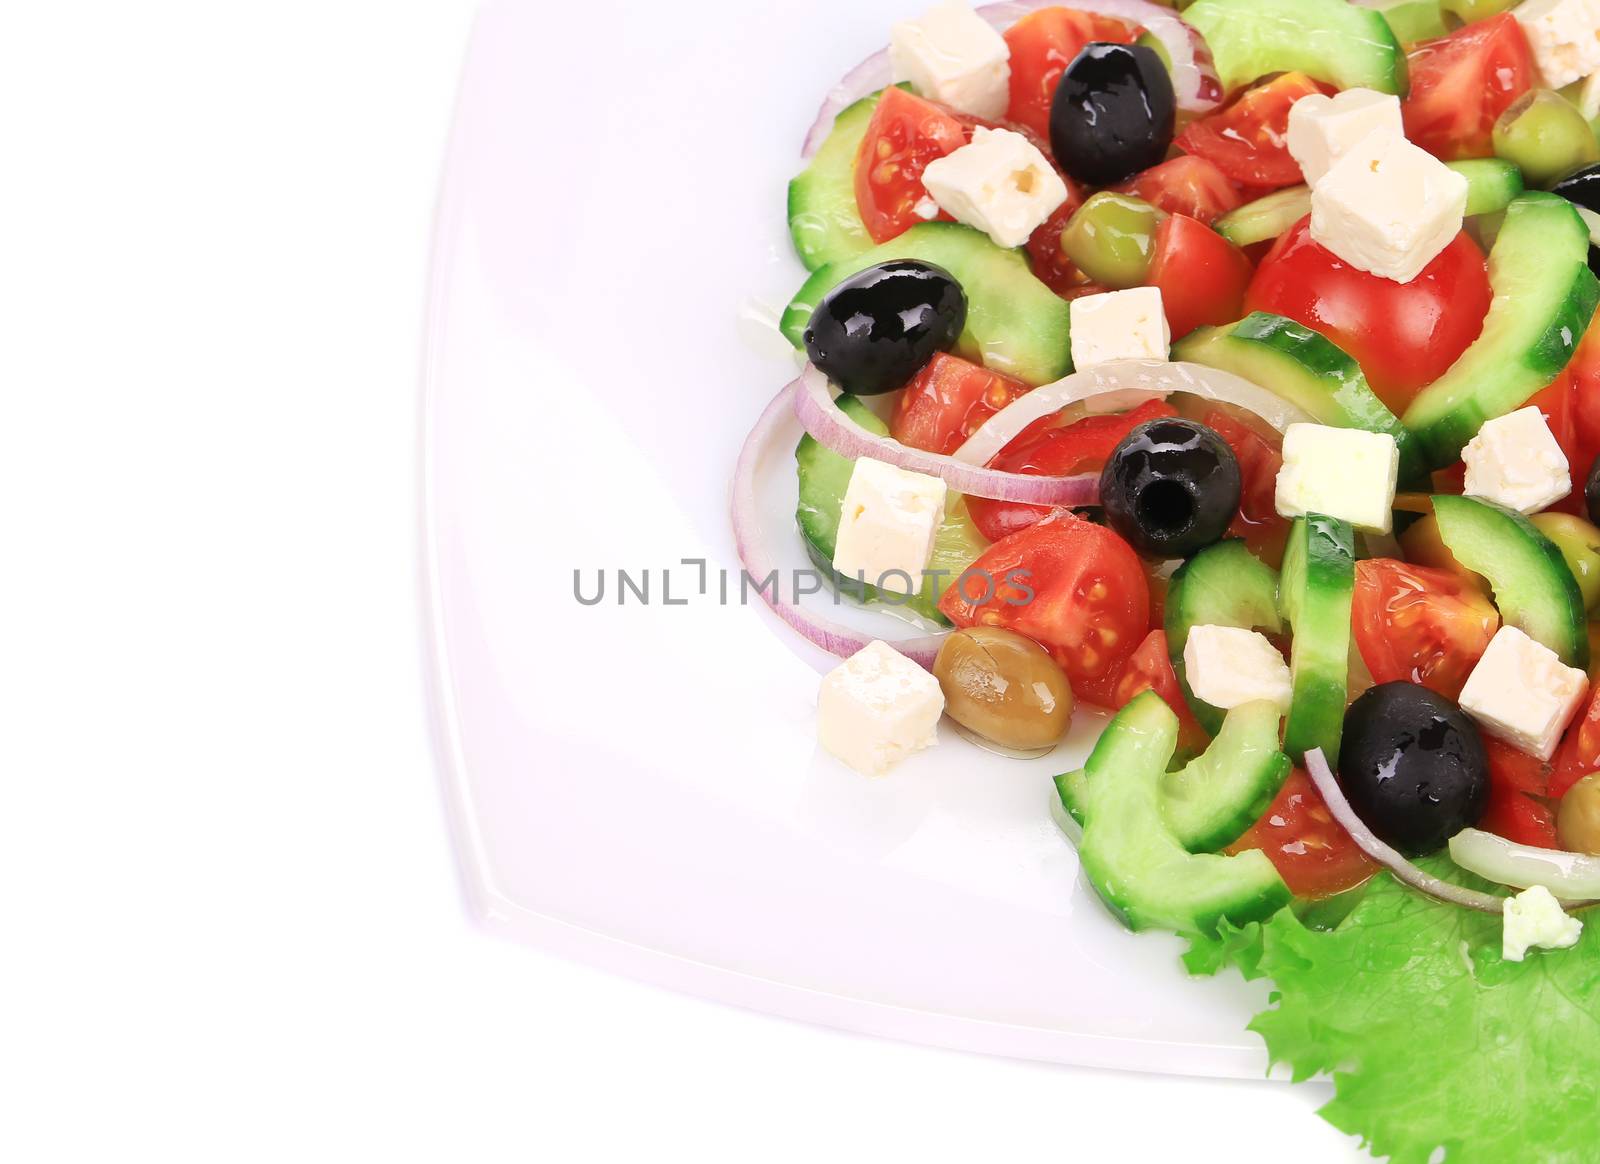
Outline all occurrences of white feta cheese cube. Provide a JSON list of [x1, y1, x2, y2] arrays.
[[1458, 625, 1588, 761], [832, 457, 948, 596], [1462, 406, 1572, 514], [889, 0, 1012, 119], [1286, 88, 1404, 186], [1515, 0, 1600, 88], [1183, 626, 1293, 711], [920, 127, 1068, 249], [1309, 131, 1469, 283], [1067, 287, 1170, 370], [1273, 423, 1400, 533], [1503, 884, 1583, 961], [818, 640, 945, 776]]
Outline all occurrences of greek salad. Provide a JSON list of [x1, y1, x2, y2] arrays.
[[732, 0, 1600, 1157]]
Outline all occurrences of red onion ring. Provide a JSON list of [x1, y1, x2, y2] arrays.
[[731, 377, 948, 670], [1304, 749, 1506, 915], [800, 0, 1222, 158], [795, 364, 1100, 505]]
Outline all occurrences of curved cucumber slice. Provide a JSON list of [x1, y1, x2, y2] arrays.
[[1165, 539, 1283, 736], [1161, 701, 1291, 853], [1432, 494, 1587, 667], [1402, 193, 1600, 468], [1452, 158, 1526, 217], [1174, 312, 1423, 484], [1075, 692, 1292, 935], [1184, 0, 1406, 95], [787, 93, 878, 273], [1366, 0, 1448, 45], [1279, 515, 1355, 766], [795, 395, 986, 624], [781, 222, 1073, 386]]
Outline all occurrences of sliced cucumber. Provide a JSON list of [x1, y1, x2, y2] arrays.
[[1432, 494, 1587, 667], [1183, 0, 1407, 95], [1402, 193, 1600, 468], [1161, 701, 1291, 853], [1212, 159, 1522, 248], [1174, 312, 1423, 484], [1279, 515, 1356, 766], [1075, 692, 1292, 935], [1363, 0, 1447, 46], [782, 223, 1073, 386], [787, 93, 879, 272], [1165, 540, 1283, 736], [795, 395, 987, 624]]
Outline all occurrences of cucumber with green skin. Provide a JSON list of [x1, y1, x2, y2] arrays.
[[1183, 0, 1407, 96], [1279, 515, 1356, 767], [794, 394, 986, 624], [787, 93, 879, 272], [1071, 692, 1291, 936], [782, 223, 1073, 386], [1174, 312, 1423, 485], [1432, 494, 1587, 667], [1165, 539, 1283, 736], [1402, 193, 1600, 468]]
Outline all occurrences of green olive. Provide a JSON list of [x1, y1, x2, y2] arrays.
[[1531, 512, 1600, 612], [1558, 772, 1600, 854], [1440, 0, 1515, 22], [1058, 192, 1165, 288], [1492, 90, 1600, 189], [933, 627, 1073, 754]]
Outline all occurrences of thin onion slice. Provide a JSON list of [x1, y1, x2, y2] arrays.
[[800, 0, 1222, 158], [795, 365, 1099, 505], [1448, 829, 1600, 906], [732, 377, 948, 670], [1304, 749, 1507, 915], [953, 359, 1315, 468]]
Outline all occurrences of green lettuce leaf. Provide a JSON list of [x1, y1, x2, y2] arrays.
[[1188, 865, 1600, 1163]]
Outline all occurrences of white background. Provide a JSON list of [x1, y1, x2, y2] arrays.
[[2, 3, 1362, 1160]]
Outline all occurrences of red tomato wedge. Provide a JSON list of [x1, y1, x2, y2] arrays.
[[1024, 182, 1087, 295], [1402, 14, 1536, 161], [1200, 406, 1289, 567], [889, 353, 1033, 456], [964, 399, 1177, 543], [1115, 155, 1246, 225], [1553, 683, 1600, 800], [1175, 73, 1327, 189], [938, 512, 1150, 707], [1569, 314, 1600, 481], [1480, 739, 1559, 847], [1244, 218, 1492, 415], [1351, 559, 1499, 701], [1110, 629, 1209, 755], [853, 87, 965, 244], [1004, 7, 1139, 141], [1146, 214, 1254, 340], [1226, 770, 1378, 898], [1527, 373, 1585, 516]]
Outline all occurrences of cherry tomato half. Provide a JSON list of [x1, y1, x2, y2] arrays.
[[1115, 155, 1245, 226], [1004, 7, 1139, 142], [1403, 14, 1536, 161], [1352, 559, 1499, 701], [1145, 214, 1254, 340], [1175, 73, 1327, 189], [889, 353, 1033, 456], [1226, 770, 1378, 898], [853, 87, 965, 244]]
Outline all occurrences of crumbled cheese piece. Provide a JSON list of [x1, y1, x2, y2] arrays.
[[1503, 884, 1583, 961], [1273, 423, 1400, 533], [1067, 287, 1170, 370], [1183, 626, 1293, 711], [1286, 88, 1404, 186], [817, 640, 945, 776], [921, 127, 1068, 249], [1514, 0, 1600, 88], [1309, 130, 1468, 283], [888, 0, 1011, 119], [832, 457, 947, 597], [1458, 626, 1588, 761], [1462, 406, 1572, 514]]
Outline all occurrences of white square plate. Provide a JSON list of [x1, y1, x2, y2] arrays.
[[423, 0, 1272, 1076]]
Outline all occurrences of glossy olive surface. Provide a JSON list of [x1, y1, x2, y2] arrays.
[[1099, 418, 1240, 559], [1495, 93, 1600, 190], [1558, 772, 1600, 854], [1338, 682, 1489, 856], [933, 627, 1073, 752], [1050, 43, 1175, 187], [802, 260, 966, 396]]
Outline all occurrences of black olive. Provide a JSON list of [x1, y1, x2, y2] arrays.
[[1587, 454, 1600, 526], [1099, 418, 1240, 558], [1050, 43, 1176, 187], [1339, 682, 1489, 856], [803, 260, 966, 396], [1548, 165, 1600, 278]]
